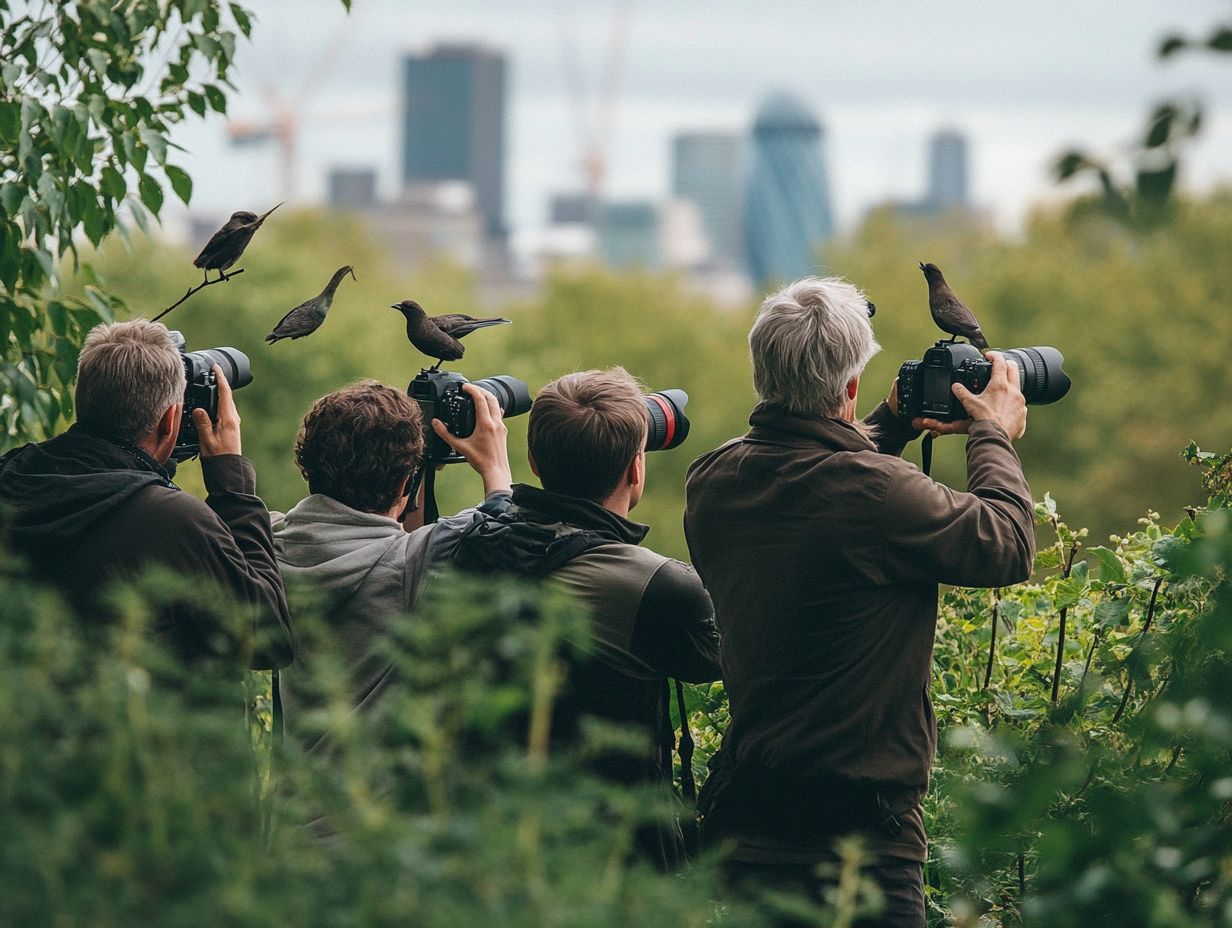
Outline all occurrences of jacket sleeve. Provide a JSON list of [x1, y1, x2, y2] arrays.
[[629, 559, 722, 683], [874, 420, 1036, 588], [198, 454, 294, 669], [863, 401, 923, 457]]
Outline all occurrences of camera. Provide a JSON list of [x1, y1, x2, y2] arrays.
[[408, 368, 532, 464], [169, 331, 253, 462], [644, 388, 690, 451], [898, 341, 1071, 423]]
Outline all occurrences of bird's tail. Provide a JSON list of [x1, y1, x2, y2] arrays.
[[972, 331, 990, 352], [469, 317, 512, 329]]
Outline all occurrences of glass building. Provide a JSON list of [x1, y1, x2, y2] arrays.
[[401, 44, 506, 240], [744, 92, 833, 284], [671, 131, 743, 268], [926, 129, 969, 211]]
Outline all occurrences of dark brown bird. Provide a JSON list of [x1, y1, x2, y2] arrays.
[[391, 300, 511, 369], [193, 203, 282, 283], [265, 266, 357, 343], [920, 261, 989, 351]]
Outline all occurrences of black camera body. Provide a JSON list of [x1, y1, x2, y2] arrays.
[[408, 368, 532, 464], [898, 341, 1071, 423], [169, 331, 253, 462]]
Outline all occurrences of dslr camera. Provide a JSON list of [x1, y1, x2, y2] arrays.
[[898, 341, 1071, 423], [169, 331, 253, 462], [409, 369, 533, 464]]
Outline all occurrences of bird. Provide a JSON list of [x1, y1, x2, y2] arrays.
[[919, 261, 989, 351], [265, 266, 358, 344], [193, 203, 282, 283], [391, 300, 511, 369]]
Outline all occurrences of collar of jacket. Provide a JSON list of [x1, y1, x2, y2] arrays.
[[510, 483, 649, 546], [747, 402, 876, 454]]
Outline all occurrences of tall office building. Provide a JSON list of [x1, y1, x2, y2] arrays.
[[327, 167, 378, 211], [926, 128, 969, 211], [671, 132, 742, 268], [744, 93, 833, 284], [401, 44, 507, 241]]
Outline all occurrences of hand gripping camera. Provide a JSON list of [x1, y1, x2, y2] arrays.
[[898, 342, 1071, 423], [168, 331, 252, 462], [408, 369, 533, 464]]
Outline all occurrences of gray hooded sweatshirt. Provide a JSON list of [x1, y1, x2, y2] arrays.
[[271, 491, 507, 750]]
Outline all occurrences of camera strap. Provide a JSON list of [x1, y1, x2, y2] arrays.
[[921, 433, 934, 477]]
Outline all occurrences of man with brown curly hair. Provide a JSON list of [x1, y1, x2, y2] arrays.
[[272, 379, 512, 748]]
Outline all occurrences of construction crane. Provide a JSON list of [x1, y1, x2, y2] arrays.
[[559, 0, 633, 208], [225, 7, 369, 203]]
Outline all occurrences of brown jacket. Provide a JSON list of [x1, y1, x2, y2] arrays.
[[684, 402, 1034, 861]]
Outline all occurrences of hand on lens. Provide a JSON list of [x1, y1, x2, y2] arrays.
[[193, 364, 243, 457], [432, 383, 513, 494]]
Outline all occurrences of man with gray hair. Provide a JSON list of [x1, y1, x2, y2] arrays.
[[685, 277, 1034, 926], [0, 319, 292, 668]]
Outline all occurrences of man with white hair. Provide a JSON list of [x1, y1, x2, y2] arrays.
[[685, 277, 1034, 926], [0, 319, 292, 668]]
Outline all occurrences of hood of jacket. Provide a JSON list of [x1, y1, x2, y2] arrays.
[[272, 493, 416, 602], [0, 425, 176, 547]]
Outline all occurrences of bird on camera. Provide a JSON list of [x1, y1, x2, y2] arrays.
[[920, 261, 989, 352], [265, 266, 358, 344], [193, 203, 281, 283], [392, 299, 511, 369]]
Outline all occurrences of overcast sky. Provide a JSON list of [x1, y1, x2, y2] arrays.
[[168, 0, 1232, 244]]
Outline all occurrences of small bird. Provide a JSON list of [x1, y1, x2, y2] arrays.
[[265, 266, 358, 344], [193, 203, 282, 283], [391, 300, 511, 369], [919, 261, 989, 351]]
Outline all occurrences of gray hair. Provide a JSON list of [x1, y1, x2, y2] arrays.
[[75, 320, 186, 443], [749, 276, 881, 417]]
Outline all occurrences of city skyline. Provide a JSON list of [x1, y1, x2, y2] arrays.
[[167, 1, 1232, 253]]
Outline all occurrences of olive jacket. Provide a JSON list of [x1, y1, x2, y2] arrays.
[[684, 402, 1034, 863]]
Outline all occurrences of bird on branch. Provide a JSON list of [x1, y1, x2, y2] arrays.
[[265, 265, 358, 343], [194, 203, 282, 283], [392, 300, 511, 369]]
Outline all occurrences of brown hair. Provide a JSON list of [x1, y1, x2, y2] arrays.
[[528, 367, 647, 502], [76, 320, 186, 442], [295, 381, 424, 514]]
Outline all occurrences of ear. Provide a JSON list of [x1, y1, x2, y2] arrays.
[[528, 449, 540, 478], [394, 474, 411, 500], [157, 403, 179, 441], [628, 450, 645, 487], [845, 377, 859, 401]]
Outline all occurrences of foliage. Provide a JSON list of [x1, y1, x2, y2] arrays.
[[1053, 11, 1232, 228]]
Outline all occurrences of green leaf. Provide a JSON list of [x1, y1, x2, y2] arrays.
[[1144, 105, 1176, 149], [1093, 598, 1131, 629], [187, 92, 207, 117], [1208, 27, 1232, 53], [204, 84, 228, 114], [86, 48, 110, 74], [1150, 535, 1187, 571], [0, 102, 18, 144], [139, 126, 168, 165], [138, 174, 164, 216], [230, 3, 254, 37], [1158, 35, 1187, 58], [47, 301, 70, 336], [165, 165, 193, 205], [1086, 547, 1127, 584], [0, 183, 23, 219], [122, 133, 148, 172], [100, 165, 126, 201]]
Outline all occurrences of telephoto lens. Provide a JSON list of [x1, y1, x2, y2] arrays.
[[471, 375, 532, 419], [644, 389, 690, 451], [186, 347, 253, 390], [998, 347, 1071, 405]]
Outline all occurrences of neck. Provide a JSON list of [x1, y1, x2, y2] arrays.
[[326, 268, 351, 292], [596, 488, 633, 519]]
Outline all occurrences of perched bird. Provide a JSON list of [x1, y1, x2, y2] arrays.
[[391, 300, 511, 368], [919, 261, 989, 351], [193, 203, 282, 283], [265, 266, 358, 344]]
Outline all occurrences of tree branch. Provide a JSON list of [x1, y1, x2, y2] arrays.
[[151, 268, 245, 323]]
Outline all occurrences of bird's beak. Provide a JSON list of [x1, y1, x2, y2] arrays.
[[919, 261, 926, 271], [257, 202, 283, 222], [390, 304, 401, 310], [349, 267, 358, 282]]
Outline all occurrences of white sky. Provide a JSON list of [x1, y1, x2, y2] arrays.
[[167, 0, 1232, 243]]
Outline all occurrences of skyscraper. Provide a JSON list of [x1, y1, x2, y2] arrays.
[[926, 129, 969, 211], [401, 44, 506, 240], [744, 93, 833, 284], [671, 132, 742, 268]]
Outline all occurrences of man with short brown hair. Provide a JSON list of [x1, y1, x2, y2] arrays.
[[273, 379, 512, 750], [455, 366, 721, 870]]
